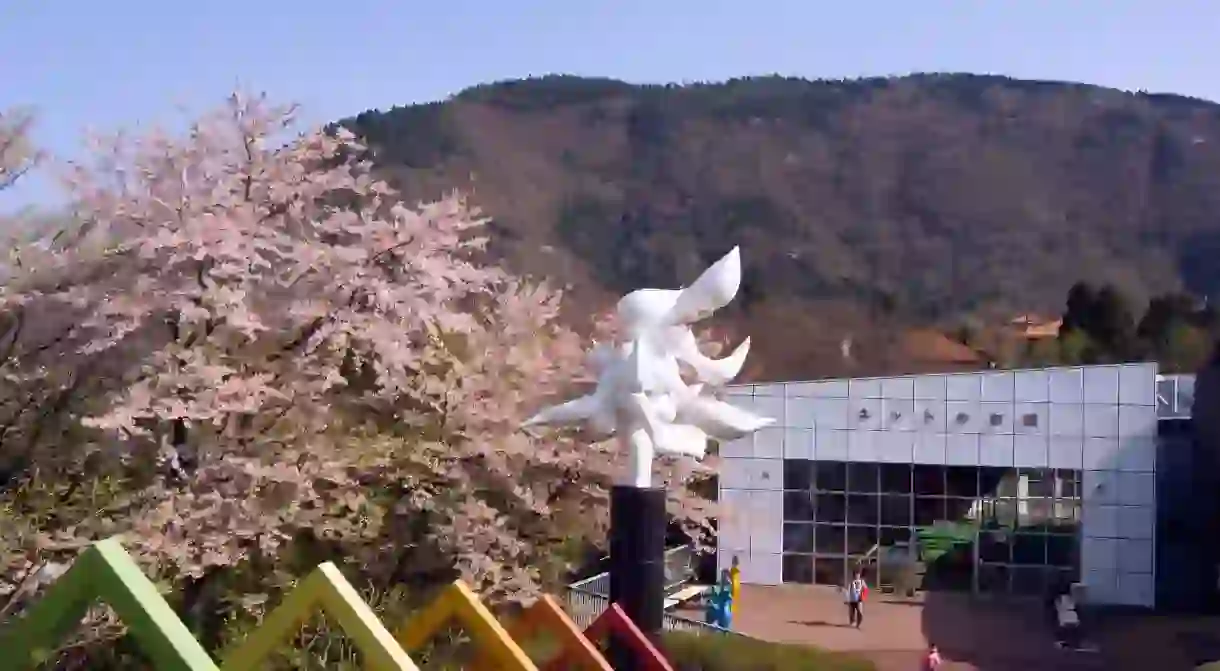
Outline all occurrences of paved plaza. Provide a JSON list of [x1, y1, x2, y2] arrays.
[[680, 584, 1220, 670]]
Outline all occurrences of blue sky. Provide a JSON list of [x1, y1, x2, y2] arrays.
[[3, 0, 1219, 210]]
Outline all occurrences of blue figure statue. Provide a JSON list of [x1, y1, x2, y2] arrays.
[[705, 568, 734, 629]]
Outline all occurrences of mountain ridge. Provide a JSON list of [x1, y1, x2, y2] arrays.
[[336, 72, 1220, 378]]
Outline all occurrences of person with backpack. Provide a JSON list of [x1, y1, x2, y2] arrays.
[[845, 570, 869, 628]]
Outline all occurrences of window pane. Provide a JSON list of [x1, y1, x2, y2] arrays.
[[979, 529, 1011, 563], [783, 523, 815, 554], [846, 494, 879, 525], [783, 490, 815, 522], [945, 466, 980, 497], [880, 495, 913, 527], [1012, 533, 1047, 565], [815, 524, 845, 554], [1047, 534, 1077, 567], [914, 465, 946, 495], [815, 461, 848, 492], [784, 459, 815, 490], [814, 556, 846, 585], [847, 462, 879, 492], [880, 464, 912, 494], [880, 526, 913, 546], [846, 525, 879, 556], [914, 496, 948, 526], [815, 494, 847, 523], [782, 553, 814, 584]]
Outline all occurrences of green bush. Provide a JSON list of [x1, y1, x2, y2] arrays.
[[660, 631, 876, 671]]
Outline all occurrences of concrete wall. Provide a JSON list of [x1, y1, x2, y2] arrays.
[[716, 363, 1160, 606]]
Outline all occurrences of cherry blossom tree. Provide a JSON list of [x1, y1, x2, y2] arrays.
[[0, 95, 716, 663]]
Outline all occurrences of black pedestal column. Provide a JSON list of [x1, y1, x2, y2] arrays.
[[608, 484, 667, 669]]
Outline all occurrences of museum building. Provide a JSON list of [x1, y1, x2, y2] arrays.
[[715, 363, 1198, 609]]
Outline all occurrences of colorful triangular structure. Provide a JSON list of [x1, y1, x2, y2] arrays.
[[219, 562, 418, 671], [395, 579, 537, 671], [505, 594, 612, 671], [0, 538, 220, 671], [549, 603, 675, 671]]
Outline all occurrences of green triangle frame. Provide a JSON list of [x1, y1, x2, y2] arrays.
[[0, 537, 219, 671]]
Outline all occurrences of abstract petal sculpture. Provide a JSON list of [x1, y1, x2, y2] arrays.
[[524, 246, 774, 487]]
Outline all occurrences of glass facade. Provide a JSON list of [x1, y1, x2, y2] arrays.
[[718, 363, 1161, 606], [779, 461, 1081, 594]]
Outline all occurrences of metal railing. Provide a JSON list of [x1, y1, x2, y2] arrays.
[[1157, 374, 1195, 419], [562, 544, 743, 638]]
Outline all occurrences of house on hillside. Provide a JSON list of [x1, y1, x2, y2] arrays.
[[1007, 314, 1063, 340]]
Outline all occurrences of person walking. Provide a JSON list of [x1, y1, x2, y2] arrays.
[[845, 570, 868, 628], [921, 643, 943, 670]]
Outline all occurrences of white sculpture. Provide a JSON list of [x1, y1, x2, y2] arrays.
[[523, 247, 775, 487]]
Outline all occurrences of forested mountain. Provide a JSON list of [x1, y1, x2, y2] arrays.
[[337, 73, 1220, 378]]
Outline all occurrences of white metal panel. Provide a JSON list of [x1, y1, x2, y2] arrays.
[[1049, 403, 1084, 437], [749, 490, 784, 553], [914, 433, 948, 464], [883, 397, 916, 431], [783, 381, 819, 397], [719, 458, 752, 489], [1048, 436, 1084, 469], [914, 374, 947, 400], [1014, 434, 1050, 468], [981, 371, 1015, 402], [785, 397, 816, 429], [719, 436, 754, 459], [1116, 505, 1155, 539], [851, 398, 884, 431], [1117, 539, 1154, 574], [783, 428, 813, 460], [945, 433, 980, 466], [849, 377, 883, 399], [753, 395, 786, 426], [945, 373, 982, 401], [726, 394, 756, 414], [848, 429, 879, 462], [946, 401, 983, 433], [1082, 536, 1118, 571], [754, 384, 784, 397], [1014, 369, 1050, 402], [1116, 572, 1154, 608], [1014, 402, 1048, 435], [718, 488, 751, 552], [877, 431, 915, 463], [1118, 404, 1157, 439], [813, 398, 851, 430], [979, 433, 1015, 467], [1083, 503, 1120, 537], [979, 401, 1015, 434], [1117, 436, 1156, 472], [749, 459, 783, 491], [754, 427, 785, 459], [1083, 470, 1119, 505], [881, 375, 916, 399], [914, 399, 947, 433], [1118, 363, 1158, 406], [1083, 365, 1121, 404], [1083, 437, 1118, 471], [815, 429, 849, 461], [1049, 367, 1085, 404], [749, 552, 783, 586], [1118, 472, 1156, 507], [807, 379, 850, 398], [1083, 569, 1117, 605], [1082, 404, 1120, 438]]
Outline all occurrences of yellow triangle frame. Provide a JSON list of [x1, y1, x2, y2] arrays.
[[219, 562, 419, 671], [395, 580, 537, 671]]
